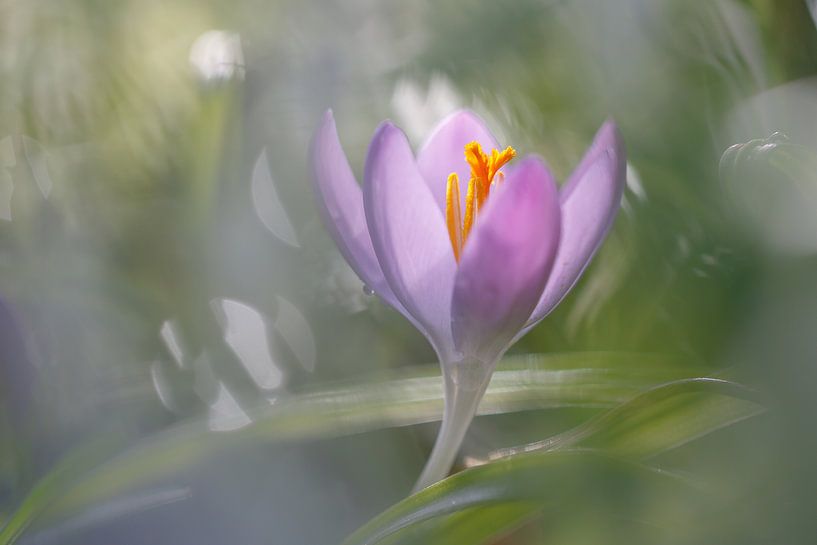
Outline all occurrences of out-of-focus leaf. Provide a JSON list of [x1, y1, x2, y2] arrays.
[[246, 352, 698, 441], [636, 0, 765, 90], [0, 441, 120, 545], [341, 451, 706, 545], [0, 468, 64, 544], [0, 352, 697, 543], [720, 132, 817, 255], [350, 378, 764, 545], [378, 503, 540, 545], [25, 488, 191, 544], [489, 378, 764, 461], [719, 132, 817, 190]]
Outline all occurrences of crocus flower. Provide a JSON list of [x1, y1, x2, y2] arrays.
[[312, 109, 625, 490]]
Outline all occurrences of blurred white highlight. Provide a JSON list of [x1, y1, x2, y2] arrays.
[[391, 74, 461, 142], [189, 30, 245, 83], [726, 78, 817, 255], [274, 295, 316, 373], [621, 163, 645, 216], [208, 382, 252, 432], [251, 149, 300, 247], [150, 361, 176, 412], [212, 298, 283, 390], [160, 320, 186, 368]]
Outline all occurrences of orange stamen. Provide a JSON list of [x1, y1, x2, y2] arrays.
[[444, 141, 516, 262], [462, 177, 477, 247], [445, 173, 463, 262], [489, 146, 516, 181], [464, 142, 490, 209]]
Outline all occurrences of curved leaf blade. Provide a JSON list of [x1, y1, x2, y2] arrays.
[[341, 451, 705, 545], [0, 352, 707, 544], [488, 378, 765, 461]]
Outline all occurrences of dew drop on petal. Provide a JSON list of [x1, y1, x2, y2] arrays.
[[362, 285, 375, 296]]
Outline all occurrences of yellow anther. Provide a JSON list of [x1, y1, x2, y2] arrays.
[[445, 173, 463, 262], [464, 142, 490, 209], [463, 177, 477, 246], [445, 141, 516, 262], [489, 146, 516, 181]]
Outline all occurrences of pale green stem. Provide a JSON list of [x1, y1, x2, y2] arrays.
[[412, 361, 492, 492]]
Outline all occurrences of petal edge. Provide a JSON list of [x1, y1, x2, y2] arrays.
[[416, 109, 500, 214], [522, 120, 626, 334], [310, 110, 402, 310], [452, 156, 561, 362], [363, 121, 458, 351]]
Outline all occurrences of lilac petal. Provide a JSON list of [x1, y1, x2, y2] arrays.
[[523, 120, 626, 331], [451, 156, 561, 362], [363, 122, 457, 350], [416, 110, 500, 213], [311, 110, 403, 311]]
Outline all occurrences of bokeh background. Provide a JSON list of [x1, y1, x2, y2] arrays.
[[1, 0, 817, 543]]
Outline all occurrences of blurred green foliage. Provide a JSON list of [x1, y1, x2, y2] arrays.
[[1, 0, 817, 543]]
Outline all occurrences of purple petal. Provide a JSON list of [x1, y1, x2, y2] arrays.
[[523, 120, 626, 331], [451, 156, 561, 362], [363, 122, 457, 350], [311, 110, 402, 310], [416, 110, 500, 213]]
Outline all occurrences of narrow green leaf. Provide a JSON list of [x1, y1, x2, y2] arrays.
[[378, 503, 540, 545], [0, 440, 120, 545], [341, 451, 705, 545], [244, 352, 698, 442], [488, 378, 765, 461], [343, 378, 764, 545], [0, 352, 703, 543]]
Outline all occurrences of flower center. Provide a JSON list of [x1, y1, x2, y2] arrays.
[[445, 141, 516, 262]]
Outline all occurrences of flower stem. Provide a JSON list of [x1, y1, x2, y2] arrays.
[[412, 369, 490, 492]]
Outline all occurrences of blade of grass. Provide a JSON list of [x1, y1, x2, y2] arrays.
[[487, 378, 764, 461], [0, 352, 706, 544], [341, 450, 705, 545]]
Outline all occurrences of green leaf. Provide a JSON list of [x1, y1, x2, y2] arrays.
[[0, 352, 704, 543], [246, 351, 699, 442], [341, 378, 764, 545], [377, 503, 540, 545], [341, 451, 706, 545], [0, 440, 121, 545], [488, 378, 765, 461]]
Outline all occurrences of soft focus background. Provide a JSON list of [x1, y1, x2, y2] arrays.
[[1, 0, 817, 543]]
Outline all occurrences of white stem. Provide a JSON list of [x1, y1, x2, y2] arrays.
[[412, 368, 491, 492]]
